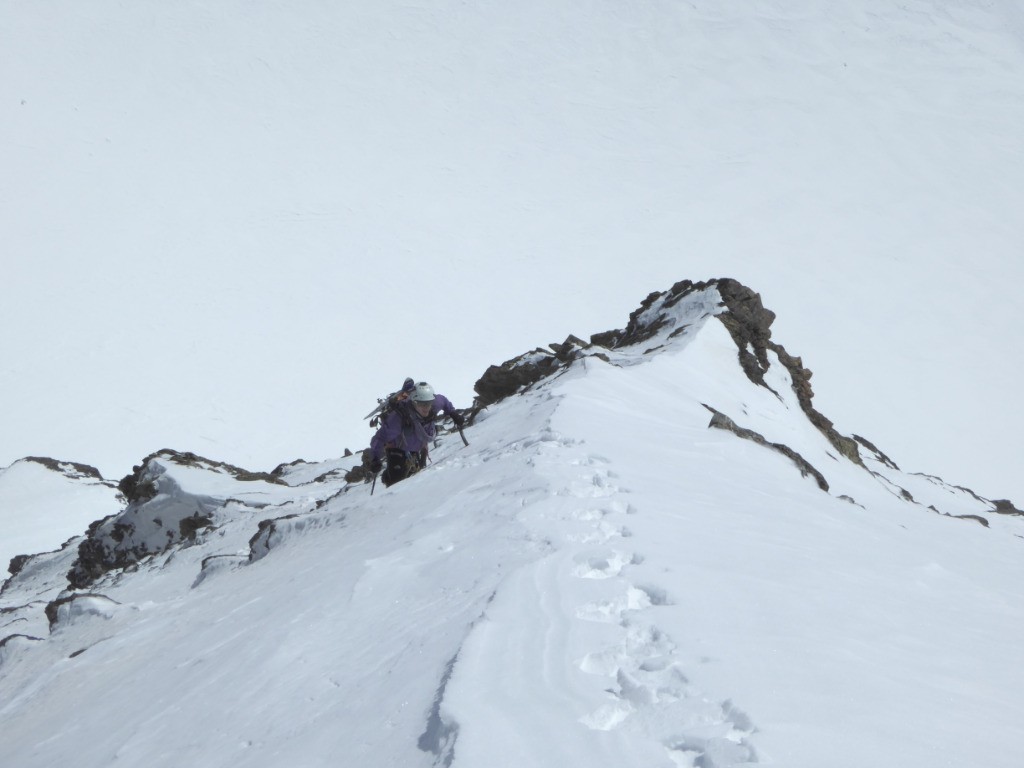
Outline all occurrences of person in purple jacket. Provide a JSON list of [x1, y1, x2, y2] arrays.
[[369, 381, 464, 487]]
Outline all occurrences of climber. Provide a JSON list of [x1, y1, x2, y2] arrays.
[[369, 381, 464, 487]]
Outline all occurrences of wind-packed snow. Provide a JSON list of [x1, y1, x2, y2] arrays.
[[0, 459, 121, 572], [2, 0, 1023, 506], [2, 286, 1021, 767]]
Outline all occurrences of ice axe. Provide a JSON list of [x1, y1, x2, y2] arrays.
[[452, 416, 469, 447]]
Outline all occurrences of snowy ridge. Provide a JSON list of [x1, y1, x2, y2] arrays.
[[440, 406, 760, 767], [2, 280, 1023, 767], [0, 458, 123, 577]]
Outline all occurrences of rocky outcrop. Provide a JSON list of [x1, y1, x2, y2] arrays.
[[118, 450, 284, 503], [704, 405, 830, 492], [247, 512, 342, 563], [992, 499, 1023, 517], [68, 450, 286, 589], [248, 515, 301, 562], [715, 280, 861, 465], [587, 278, 864, 466], [590, 279, 716, 350], [469, 278, 862, 469], [344, 453, 375, 484], [45, 593, 120, 630], [7, 554, 31, 579], [853, 435, 900, 470], [472, 279, 736, 409], [473, 335, 594, 412], [22, 457, 110, 483]]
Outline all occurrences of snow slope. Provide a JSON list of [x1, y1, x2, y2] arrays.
[[2, 0, 1024, 507], [0, 458, 122, 574], [2, 281, 1021, 768]]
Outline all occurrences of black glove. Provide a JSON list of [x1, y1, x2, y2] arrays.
[[450, 412, 465, 428], [370, 457, 382, 474]]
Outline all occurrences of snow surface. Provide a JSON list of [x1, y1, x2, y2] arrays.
[[2, 286, 1022, 767], [0, 459, 121, 573], [2, 0, 1023, 509]]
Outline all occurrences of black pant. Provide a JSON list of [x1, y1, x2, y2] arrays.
[[382, 448, 427, 487]]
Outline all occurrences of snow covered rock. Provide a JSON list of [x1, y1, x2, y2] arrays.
[[473, 346, 569, 410], [45, 593, 121, 631], [67, 449, 294, 588]]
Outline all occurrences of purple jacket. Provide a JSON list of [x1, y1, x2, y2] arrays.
[[370, 395, 457, 460]]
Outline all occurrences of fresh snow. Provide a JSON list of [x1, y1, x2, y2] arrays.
[[2, 0, 1024, 507], [2, 285, 1022, 767]]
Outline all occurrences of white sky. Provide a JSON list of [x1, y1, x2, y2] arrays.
[[2, 1, 1022, 504]]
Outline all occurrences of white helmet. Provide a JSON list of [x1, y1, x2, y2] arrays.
[[411, 382, 435, 403]]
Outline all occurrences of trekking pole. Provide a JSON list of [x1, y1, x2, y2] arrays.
[[371, 471, 379, 495]]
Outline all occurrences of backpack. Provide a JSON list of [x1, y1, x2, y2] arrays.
[[365, 377, 416, 428]]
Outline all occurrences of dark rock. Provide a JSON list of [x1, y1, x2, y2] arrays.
[[117, 465, 159, 505], [7, 554, 30, 578], [473, 349, 562, 408], [472, 334, 603, 414], [179, 514, 214, 542], [248, 515, 300, 562], [69, 538, 119, 589], [955, 514, 990, 527], [713, 279, 862, 466], [589, 328, 622, 348], [853, 435, 900, 470], [549, 334, 591, 361], [992, 499, 1023, 516], [344, 451, 374, 484], [23, 457, 107, 481], [590, 281, 709, 350], [270, 458, 309, 477], [0, 633, 44, 653], [474, 278, 866, 471], [704, 404, 830, 492], [69, 450, 274, 588], [119, 449, 285, 503]]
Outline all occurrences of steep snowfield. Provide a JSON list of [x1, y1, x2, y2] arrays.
[[0, 459, 122, 573], [2, 284, 1021, 768], [2, 0, 1024, 505]]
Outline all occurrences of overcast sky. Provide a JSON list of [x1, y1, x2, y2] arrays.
[[2, 0, 1022, 504]]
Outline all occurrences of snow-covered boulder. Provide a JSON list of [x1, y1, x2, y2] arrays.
[[67, 450, 296, 588]]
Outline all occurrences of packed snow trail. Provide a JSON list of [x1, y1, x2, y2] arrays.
[[441, 392, 758, 767]]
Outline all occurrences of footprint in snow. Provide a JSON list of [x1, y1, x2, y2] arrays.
[[572, 550, 635, 579], [576, 618, 760, 765], [567, 520, 627, 545], [562, 470, 619, 499], [575, 586, 653, 623], [574, 508, 607, 522]]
